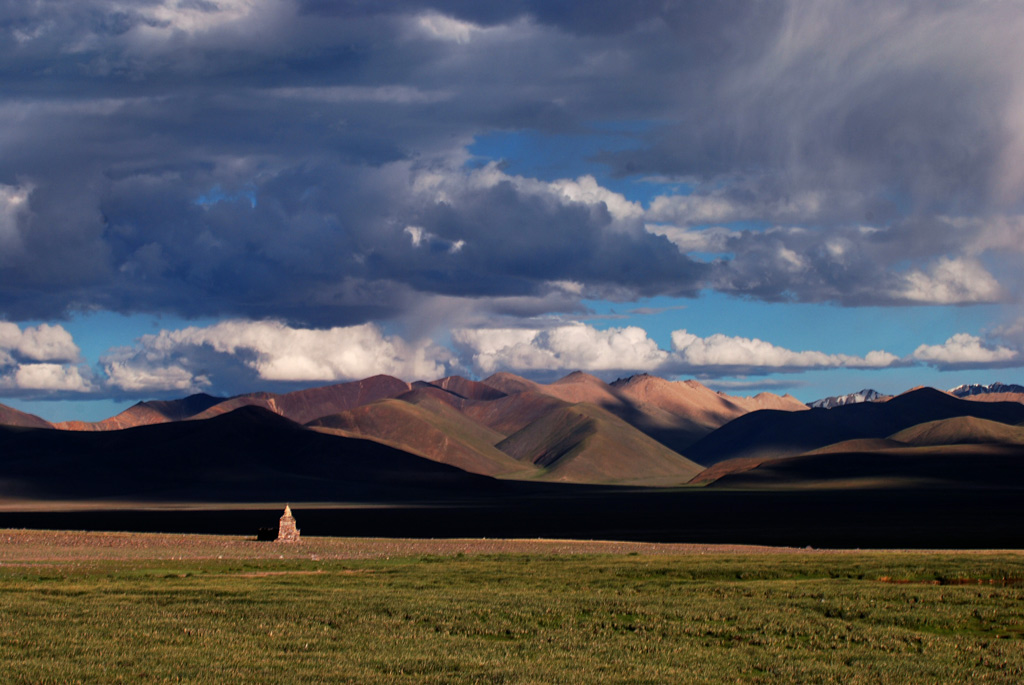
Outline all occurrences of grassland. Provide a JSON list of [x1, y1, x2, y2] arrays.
[[1, 531, 1022, 683]]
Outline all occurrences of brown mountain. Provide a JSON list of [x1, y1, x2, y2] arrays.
[[45, 371, 808, 462], [481, 372, 542, 395], [301, 372, 707, 486], [889, 416, 1024, 447], [460, 390, 572, 436], [426, 375, 507, 401], [476, 371, 805, 453], [55, 394, 224, 431], [0, 403, 53, 429], [188, 394, 280, 420], [165, 375, 417, 427], [401, 384, 470, 410], [540, 371, 626, 405], [960, 392, 1024, 406], [309, 396, 536, 479], [729, 391, 810, 413], [254, 374, 413, 424], [496, 402, 704, 486], [611, 374, 806, 451]]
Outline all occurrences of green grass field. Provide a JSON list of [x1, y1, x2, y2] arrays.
[[1, 540, 1022, 683]]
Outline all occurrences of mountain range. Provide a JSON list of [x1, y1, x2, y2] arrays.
[[1, 373, 1023, 504]]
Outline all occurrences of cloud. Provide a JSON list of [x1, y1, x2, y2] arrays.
[[8, 364, 93, 392], [896, 258, 1004, 305], [912, 333, 1019, 370], [415, 11, 482, 44], [0, 183, 31, 260], [0, 321, 93, 395], [454, 322, 900, 378], [603, 1, 1024, 213], [101, 319, 453, 395], [5, 314, 1024, 402], [647, 190, 828, 228], [0, 322, 80, 362], [454, 323, 669, 375], [1, 0, 1023, 330], [668, 330, 899, 376], [651, 220, 1007, 307], [705, 378, 805, 393]]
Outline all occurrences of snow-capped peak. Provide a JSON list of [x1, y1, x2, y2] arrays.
[[948, 382, 1024, 397], [807, 389, 887, 409]]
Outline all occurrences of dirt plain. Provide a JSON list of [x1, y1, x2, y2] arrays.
[[0, 528, 818, 563], [5, 528, 1020, 564]]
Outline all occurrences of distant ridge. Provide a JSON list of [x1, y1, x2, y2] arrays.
[[808, 389, 890, 409], [686, 386, 1024, 466], [425, 375, 507, 401], [889, 415, 1024, 447], [949, 382, 1024, 397], [56, 394, 225, 431], [253, 374, 413, 424], [948, 382, 1024, 407], [0, 403, 53, 430]]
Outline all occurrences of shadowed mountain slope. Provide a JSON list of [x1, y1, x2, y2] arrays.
[[496, 403, 704, 486], [0, 403, 53, 429], [686, 387, 1024, 466], [309, 396, 536, 478], [0, 406, 504, 504], [707, 443, 1024, 490], [689, 438, 908, 485]]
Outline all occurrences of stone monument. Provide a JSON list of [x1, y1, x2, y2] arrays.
[[276, 504, 300, 543]]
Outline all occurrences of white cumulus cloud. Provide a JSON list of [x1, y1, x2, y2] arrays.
[[0, 321, 92, 395], [9, 363, 93, 392], [912, 333, 1018, 369], [454, 323, 669, 375], [669, 330, 899, 373], [454, 322, 899, 377], [0, 322, 81, 363], [102, 320, 452, 394]]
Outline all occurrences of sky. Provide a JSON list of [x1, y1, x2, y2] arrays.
[[3, 0, 1024, 422]]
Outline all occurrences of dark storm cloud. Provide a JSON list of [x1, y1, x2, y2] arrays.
[[598, 1, 1024, 212], [0, 0, 1022, 327]]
